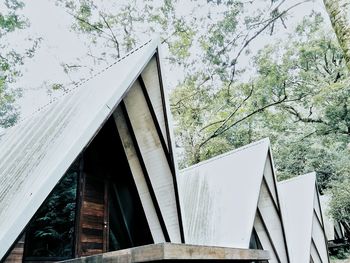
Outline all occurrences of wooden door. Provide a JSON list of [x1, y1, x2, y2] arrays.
[[76, 174, 108, 257]]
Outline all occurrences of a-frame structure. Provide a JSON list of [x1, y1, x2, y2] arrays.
[[320, 194, 350, 243], [278, 173, 330, 263], [179, 139, 290, 263], [0, 38, 184, 262]]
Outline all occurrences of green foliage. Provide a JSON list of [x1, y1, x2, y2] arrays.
[[54, 0, 294, 80], [329, 178, 350, 223], [0, 0, 347, 251], [172, 12, 350, 199], [25, 161, 78, 257], [0, 76, 18, 127], [50, 1, 350, 226], [330, 247, 350, 260], [0, 13, 25, 33], [51, 83, 65, 90], [0, 0, 26, 35], [171, 12, 350, 225], [0, 0, 41, 128]]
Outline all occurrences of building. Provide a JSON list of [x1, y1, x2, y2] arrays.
[[179, 139, 290, 263], [278, 173, 330, 263], [0, 38, 269, 263], [320, 194, 350, 254]]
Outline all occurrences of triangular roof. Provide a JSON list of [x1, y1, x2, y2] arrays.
[[179, 138, 290, 262], [278, 173, 330, 263], [320, 194, 349, 242], [0, 38, 183, 260]]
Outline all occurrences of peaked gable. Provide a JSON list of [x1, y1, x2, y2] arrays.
[[278, 173, 330, 263], [320, 194, 350, 243], [179, 139, 268, 248], [0, 38, 183, 260], [253, 153, 289, 263], [179, 138, 290, 262]]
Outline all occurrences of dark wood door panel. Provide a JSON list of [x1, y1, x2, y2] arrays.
[[78, 176, 107, 257]]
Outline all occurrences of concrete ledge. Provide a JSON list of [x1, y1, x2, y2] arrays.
[[61, 243, 270, 262]]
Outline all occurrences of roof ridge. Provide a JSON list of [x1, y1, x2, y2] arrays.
[[3, 39, 153, 135], [180, 138, 270, 172], [278, 172, 316, 185]]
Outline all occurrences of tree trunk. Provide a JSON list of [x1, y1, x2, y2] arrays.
[[323, 0, 350, 72]]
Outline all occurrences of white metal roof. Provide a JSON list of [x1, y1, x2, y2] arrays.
[[179, 138, 270, 248], [278, 173, 330, 263], [0, 38, 167, 260]]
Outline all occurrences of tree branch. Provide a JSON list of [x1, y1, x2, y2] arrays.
[[100, 13, 120, 58], [199, 86, 285, 148], [201, 83, 254, 134], [227, 0, 310, 80], [282, 104, 324, 123]]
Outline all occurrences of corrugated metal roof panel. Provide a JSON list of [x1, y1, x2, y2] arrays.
[[278, 173, 315, 263], [0, 38, 159, 260], [179, 138, 270, 248], [278, 173, 330, 263]]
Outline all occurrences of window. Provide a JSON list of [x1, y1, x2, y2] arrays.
[[23, 115, 154, 260], [77, 116, 153, 256], [249, 228, 263, 250], [24, 159, 79, 261], [108, 162, 153, 251]]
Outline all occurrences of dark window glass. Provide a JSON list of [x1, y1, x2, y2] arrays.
[[86, 117, 153, 251], [108, 175, 153, 251], [77, 117, 153, 254], [24, 159, 79, 260], [109, 184, 132, 250], [249, 228, 263, 249]]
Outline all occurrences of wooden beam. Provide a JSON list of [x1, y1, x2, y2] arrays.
[[113, 106, 167, 243], [138, 75, 184, 243], [60, 243, 270, 263], [3, 234, 25, 263], [258, 175, 289, 262], [255, 208, 281, 263], [122, 80, 181, 243]]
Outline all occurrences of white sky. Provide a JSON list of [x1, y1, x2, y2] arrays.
[[4, 0, 331, 122]]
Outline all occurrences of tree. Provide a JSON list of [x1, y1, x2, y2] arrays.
[[55, 1, 350, 197], [329, 179, 350, 225], [0, 0, 41, 127], [172, 12, 350, 199], [171, 13, 350, 231], [53, 0, 305, 87], [323, 0, 350, 71], [51, 0, 310, 166], [265, 14, 350, 190]]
